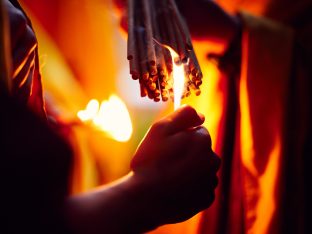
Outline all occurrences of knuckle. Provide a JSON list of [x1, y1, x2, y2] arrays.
[[212, 152, 221, 170], [149, 121, 160, 132], [182, 105, 198, 119], [193, 128, 211, 146], [149, 120, 166, 135], [203, 152, 221, 173]]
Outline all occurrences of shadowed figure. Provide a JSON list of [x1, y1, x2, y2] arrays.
[[0, 1, 221, 233]]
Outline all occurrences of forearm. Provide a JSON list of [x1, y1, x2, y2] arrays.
[[64, 106, 220, 233], [64, 173, 161, 234]]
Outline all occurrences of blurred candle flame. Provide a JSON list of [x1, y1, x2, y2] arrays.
[[77, 95, 133, 142]]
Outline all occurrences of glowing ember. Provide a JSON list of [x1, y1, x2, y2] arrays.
[[77, 95, 133, 142]]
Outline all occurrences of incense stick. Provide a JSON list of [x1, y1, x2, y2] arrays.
[[127, 0, 204, 102]]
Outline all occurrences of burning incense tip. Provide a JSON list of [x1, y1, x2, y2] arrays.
[[127, 0, 204, 105]]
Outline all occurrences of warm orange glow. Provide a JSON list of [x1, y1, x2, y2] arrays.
[[153, 40, 187, 110], [77, 95, 133, 142], [165, 47, 186, 110], [77, 99, 100, 122], [239, 32, 281, 233], [253, 138, 280, 233]]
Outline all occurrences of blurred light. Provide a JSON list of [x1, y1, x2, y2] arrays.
[[77, 99, 99, 121], [77, 95, 133, 142]]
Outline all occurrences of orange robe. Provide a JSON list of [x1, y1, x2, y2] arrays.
[[199, 8, 312, 234]]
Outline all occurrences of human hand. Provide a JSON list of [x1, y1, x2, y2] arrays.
[[63, 106, 219, 233], [113, 0, 240, 47], [131, 105, 221, 225]]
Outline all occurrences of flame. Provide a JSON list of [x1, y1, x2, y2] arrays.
[[77, 95, 133, 142], [153, 39, 186, 110], [166, 47, 186, 110]]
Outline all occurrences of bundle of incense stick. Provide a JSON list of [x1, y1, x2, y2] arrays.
[[127, 0, 203, 102]]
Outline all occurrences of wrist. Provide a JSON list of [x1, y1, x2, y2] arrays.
[[64, 173, 163, 234], [123, 172, 163, 232]]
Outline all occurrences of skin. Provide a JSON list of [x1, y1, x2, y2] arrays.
[[3, 1, 221, 233], [65, 105, 220, 233]]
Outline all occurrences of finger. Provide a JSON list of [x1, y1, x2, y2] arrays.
[[163, 105, 205, 135], [193, 125, 210, 136], [191, 128, 220, 171], [211, 151, 221, 171], [194, 126, 212, 149], [131, 126, 190, 170]]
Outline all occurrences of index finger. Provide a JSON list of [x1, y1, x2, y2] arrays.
[[161, 105, 205, 135]]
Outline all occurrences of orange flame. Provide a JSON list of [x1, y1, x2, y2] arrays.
[[77, 95, 133, 142], [166, 47, 186, 110], [153, 39, 186, 110]]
